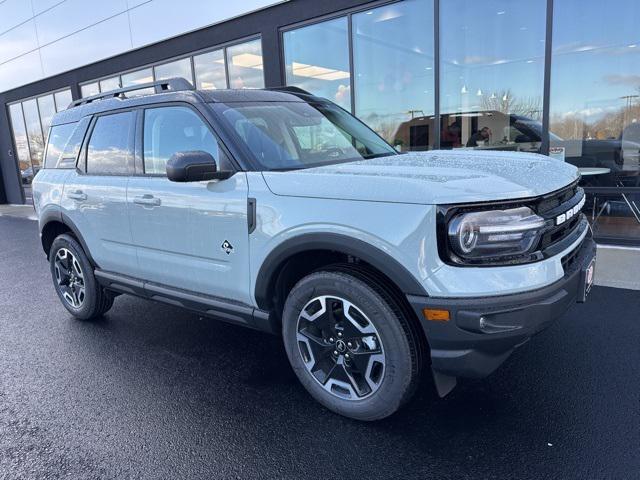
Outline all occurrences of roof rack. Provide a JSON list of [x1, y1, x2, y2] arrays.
[[69, 78, 194, 108], [266, 86, 312, 95]]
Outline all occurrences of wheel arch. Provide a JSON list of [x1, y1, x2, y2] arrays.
[[40, 211, 97, 266], [254, 233, 428, 312]]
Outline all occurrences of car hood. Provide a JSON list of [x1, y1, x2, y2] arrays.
[[261, 150, 580, 205]]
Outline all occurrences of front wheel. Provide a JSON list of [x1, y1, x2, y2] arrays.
[[282, 269, 422, 421], [49, 234, 114, 320]]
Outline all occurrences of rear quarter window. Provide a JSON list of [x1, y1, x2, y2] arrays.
[[44, 118, 90, 169]]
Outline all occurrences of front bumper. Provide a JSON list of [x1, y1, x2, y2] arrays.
[[408, 235, 597, 380]]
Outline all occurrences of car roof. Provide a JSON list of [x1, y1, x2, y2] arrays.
[[200, 88, 311, 103], [50, 85, 322, 127]]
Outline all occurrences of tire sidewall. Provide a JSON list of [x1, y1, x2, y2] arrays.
[[282, 271, 415, 421], [49, 234, 101, 320]]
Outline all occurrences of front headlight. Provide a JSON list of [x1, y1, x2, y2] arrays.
[[447, 206, 546, 262]]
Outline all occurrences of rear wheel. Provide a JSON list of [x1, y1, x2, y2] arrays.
[[282, 269, 421, 421], [50, 234, 113, 320]]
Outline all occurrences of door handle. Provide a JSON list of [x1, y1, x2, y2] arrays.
[[133, 194, 161, 207], [67, 190, 87, 201]]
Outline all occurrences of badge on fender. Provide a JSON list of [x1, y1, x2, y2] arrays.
[[221, 240, 234, 255]]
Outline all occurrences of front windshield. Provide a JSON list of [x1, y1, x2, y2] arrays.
[[212, 101, 397, 170]]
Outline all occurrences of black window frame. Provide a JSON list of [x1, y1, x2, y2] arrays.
[[79, 108, 137, 176]]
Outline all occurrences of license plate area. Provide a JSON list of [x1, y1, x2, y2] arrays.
[[578, 256, 596, 303]]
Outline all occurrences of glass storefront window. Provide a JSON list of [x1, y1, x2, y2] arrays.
[[8, 103, 32, 194], [154, 57, 193, 85], [37, 94, 56, 139], [227, 39, 264, 89], [99, 76, 121, 92], [550, 0, 640, 242], [21, 99, 45, 172], [283, 18, 351, 110], [440, 0, 546, 152], [54, 89, 72, 111], [81, 82, 100, 98], [194, 49, 227, 90], [353, 0, 435, 151], [121, 68, 154, 86]]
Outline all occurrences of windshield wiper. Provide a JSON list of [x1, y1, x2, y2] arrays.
[[361, 151, 398, 160], [268, 166, 306, 172]]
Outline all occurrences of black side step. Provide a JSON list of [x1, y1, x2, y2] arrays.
[[94, 270, 277, 334]]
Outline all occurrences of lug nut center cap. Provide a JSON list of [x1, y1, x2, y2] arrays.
[[335, 340, 347, 353]]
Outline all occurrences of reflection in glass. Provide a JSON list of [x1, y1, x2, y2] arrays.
[[144, 107, 220, 174], [37, 94, 57, 139], [22, 99, 45, 172], [353, 0, 435, 151], [227, 39, 264, 89], [194, 49, 227, 90], [284, 18, 351, 110], [440, 0, 546, 152], [550, 0, 640, 241], [213, 101, 395, 171], [99, 76, 121, 92], [9, 103, 33, 191], [54, 89, 73, 111], [121, 68, 154, 86], [44, 123, 77, 168], [154, 58, 193, 85], [87, 112, 135, 175], [81, 82, 100, 98]]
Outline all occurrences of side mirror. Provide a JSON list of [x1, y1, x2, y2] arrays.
[[166, 151, 233, 182]]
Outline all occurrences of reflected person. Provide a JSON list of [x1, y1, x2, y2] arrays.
[[466, 126, 492, 147]]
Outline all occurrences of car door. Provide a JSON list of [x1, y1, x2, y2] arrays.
[[60, 110, 138, 277], [127, 104, 251, 305]]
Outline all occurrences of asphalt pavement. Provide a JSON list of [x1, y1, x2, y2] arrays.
[[0, 215, 638, 479]]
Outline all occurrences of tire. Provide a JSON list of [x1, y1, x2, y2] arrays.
[[282, 268, 422, 421], [49, 234, 114, 320]]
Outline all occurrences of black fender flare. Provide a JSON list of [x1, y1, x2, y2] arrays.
[[40, 210, 98, 267], [254, 233, 428, 310]]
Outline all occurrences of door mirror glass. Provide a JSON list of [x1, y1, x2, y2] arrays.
[[166, 150, 231, 182]]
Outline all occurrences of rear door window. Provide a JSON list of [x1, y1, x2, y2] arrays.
[[86, 111, 135, 175]]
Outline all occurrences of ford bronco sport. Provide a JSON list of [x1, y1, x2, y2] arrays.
[[33, 79, 596, 420]]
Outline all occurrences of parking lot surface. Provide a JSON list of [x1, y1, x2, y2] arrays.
[[0, 216, 638, 479]]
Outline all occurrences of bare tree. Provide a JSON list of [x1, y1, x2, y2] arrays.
[[480, 89, 543, 120]]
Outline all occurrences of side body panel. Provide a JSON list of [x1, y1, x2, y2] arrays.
[[59, 170, 138, 276], [32, 169, 73, 224], [127, 173, 251, 304]]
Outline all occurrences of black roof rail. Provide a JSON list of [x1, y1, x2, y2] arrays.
[[69, 77, 194, 108], [266, 86, 312, 95]]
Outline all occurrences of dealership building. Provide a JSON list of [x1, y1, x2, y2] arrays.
[[0, 0, 638, 284]]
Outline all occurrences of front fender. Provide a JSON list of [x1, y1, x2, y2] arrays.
[[253, 229, 430, 310]]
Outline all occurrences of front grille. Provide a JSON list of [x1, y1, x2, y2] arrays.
[[539, 213, 581, 250], [534, 182, 585, 253], [537, 183, 578, 215]]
